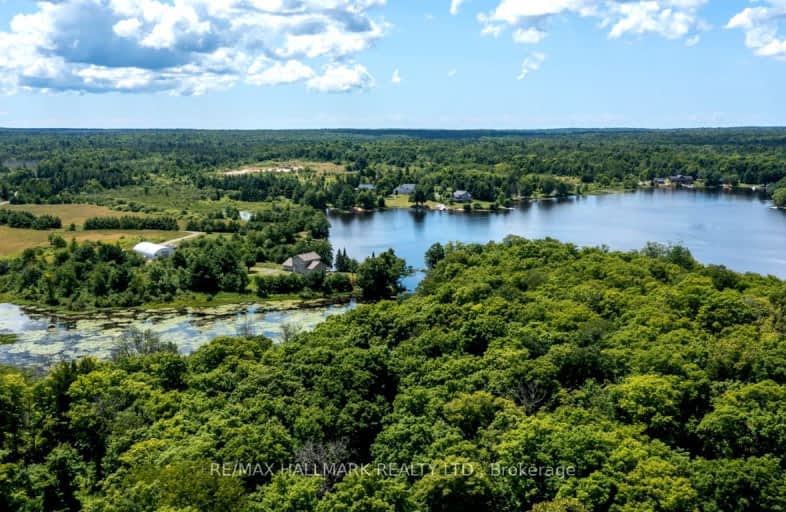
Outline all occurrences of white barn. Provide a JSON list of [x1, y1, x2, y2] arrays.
[[133, 242, 175, 260]]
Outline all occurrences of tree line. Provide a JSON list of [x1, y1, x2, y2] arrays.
[[83, 215, 179, 231], [3, 128, 786, 204], [0, 209, 62, 230]]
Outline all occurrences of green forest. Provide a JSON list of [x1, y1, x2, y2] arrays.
[[3, 238, 786, 511], [2, 128, 786, 208]]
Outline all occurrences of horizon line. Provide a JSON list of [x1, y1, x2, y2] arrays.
[[1, 125, 786, 132]]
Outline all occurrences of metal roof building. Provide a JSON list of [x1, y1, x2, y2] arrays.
[[133, 242, 175, 260]]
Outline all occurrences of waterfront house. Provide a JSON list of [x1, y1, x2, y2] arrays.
[[393, 183, 416, 195], [282, 252, 328, 274], [669, 175, 694, 185], [452, 190, 473, 202], [133, 242, 175, 260], [653, 178, 667, 186]]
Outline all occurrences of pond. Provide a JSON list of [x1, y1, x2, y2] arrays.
[[0, 301, 354, 369], [329, 189, 786, 289]]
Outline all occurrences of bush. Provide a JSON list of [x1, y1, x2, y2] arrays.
[[325, 273, 353, 293], [255, 273, 307, 296]]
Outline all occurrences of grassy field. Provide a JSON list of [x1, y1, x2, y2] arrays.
[[84, 183, 290, 218], [384, 194, 415, 208], [0, 227, 187, 257], [2, 203, 145, 227], [251, 262, 287, 276]]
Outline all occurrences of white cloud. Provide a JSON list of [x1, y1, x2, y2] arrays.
[[247, 60, 315, 87], [0, 0, 387, 94], [517, 52, 545, 80], [685, 34, 701, 46], [478, 0, 708, 46], [450, 0, 468, 16], [391, 68, 401, 85], [113, 18, 142, 39], [307, 63, 374, 93], [448, 68, 458, 77], [604, 1, 707, 40], [513, 27, 547, 44], [727, 2, 786, 60]]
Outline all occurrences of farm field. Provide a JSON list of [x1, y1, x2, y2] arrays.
[[0, 227, 187, 257], [83, 184, 288, 217], [1, 203, 144, 227]]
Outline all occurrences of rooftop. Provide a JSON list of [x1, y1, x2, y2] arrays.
[[297, 251, 322, 262]]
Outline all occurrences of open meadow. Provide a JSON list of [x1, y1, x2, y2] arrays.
[[2, 203, 143, 226]]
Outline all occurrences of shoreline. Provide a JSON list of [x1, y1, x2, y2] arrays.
[[329, 184, 770, 216], [0, 293, 357, 322]]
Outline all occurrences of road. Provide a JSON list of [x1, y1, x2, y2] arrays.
[[162, 231, 204, 246]]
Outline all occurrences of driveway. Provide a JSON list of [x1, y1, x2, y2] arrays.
[[163, 231, 204, 246]]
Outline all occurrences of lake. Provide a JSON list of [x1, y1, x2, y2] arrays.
[[329, 189, 786, 288], [3, 189, 784, 368]]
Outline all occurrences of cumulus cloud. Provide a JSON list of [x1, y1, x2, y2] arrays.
[[0, 0, 388, 94], [727, 1, 786, 60], [246, 60, 315, 87], [477, 0, 708, 46], [307, 63, 374, 93], [603, 0, 709, 40], [517, 52, 545, 80], [391, 68, 401, 84]]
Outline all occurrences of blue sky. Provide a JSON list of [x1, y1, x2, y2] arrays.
[[0, 0, 783, 129]]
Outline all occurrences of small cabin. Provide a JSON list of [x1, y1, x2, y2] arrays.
[[133, 242, 175, 260]]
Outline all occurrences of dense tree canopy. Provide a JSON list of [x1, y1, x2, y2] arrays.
[[2, 237, 786, 510]]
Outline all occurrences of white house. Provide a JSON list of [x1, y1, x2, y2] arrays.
[[133, 242, 175, 260]]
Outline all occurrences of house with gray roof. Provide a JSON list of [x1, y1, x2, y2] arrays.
[[282, 252, 328, 274], [452, 190, 472, 202], [393, 183, 416, 195]]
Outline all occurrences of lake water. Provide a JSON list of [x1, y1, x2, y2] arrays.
[[0, 302, 354, 368], [329, 189, 786, 288], [4, 189, 785, 368]]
